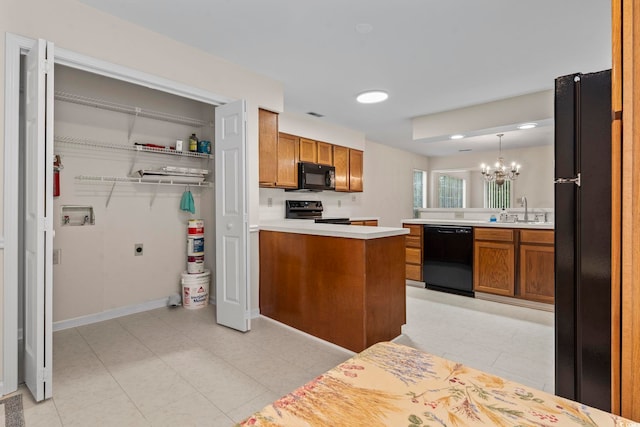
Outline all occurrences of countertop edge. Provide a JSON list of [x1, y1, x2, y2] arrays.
[[259, 221, 408, 239], [402, 219, 554, 230]]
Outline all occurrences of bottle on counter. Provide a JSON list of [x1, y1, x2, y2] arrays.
[[189, 133, 199, 152]]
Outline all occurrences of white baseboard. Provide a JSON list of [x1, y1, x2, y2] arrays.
[[249, 308, 260, 319], [474, 292, 554, 312], [53, 297, 171, 331]]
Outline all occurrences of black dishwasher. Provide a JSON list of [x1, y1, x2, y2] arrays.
[[423, 225, 474, 297]]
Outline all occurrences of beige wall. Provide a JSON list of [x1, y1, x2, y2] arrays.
[[1, 0, 283, 388], [427, 144, 554, 209]]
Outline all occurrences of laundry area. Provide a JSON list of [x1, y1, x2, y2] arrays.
[[51, 65, 215, 322], [15, 55, 249, 397]]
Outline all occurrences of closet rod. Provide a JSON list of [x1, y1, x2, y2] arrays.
[[54, 91, 213, 128]]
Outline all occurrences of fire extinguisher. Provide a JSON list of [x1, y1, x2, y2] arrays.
[[53, 154, 63, 197]]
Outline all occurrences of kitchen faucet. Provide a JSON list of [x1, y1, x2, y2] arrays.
[[521, 196, 528, 222]]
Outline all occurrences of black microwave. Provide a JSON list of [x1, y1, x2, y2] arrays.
[[295, 162, 335, 191]]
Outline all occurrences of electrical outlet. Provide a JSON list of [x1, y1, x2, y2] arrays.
[[267, 197, 273, 207], [351, 195, 356, 202], [338, 200, 342, 207], [134, 243, 143, 256], [53, 249, 61, 265]]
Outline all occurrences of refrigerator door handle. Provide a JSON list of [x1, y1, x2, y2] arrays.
[[554, 172, 581, 187]]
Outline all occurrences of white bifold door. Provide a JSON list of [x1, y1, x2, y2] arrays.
[[24, 39, 54, 401], [215, 100, 250, 332]]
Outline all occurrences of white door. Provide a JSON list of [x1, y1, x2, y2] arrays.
[[215, 100, 250, 332], [24, 39, 54, 401]]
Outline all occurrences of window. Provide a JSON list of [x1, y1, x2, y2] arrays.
[[438, 174, 466, 208], [485, 180, 512, 209], [413, 170, 427, 210]]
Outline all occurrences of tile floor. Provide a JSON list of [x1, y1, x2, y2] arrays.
[[14, 286, 554, 426]]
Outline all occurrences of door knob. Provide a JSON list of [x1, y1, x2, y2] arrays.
[[227, 223, 233, 230]]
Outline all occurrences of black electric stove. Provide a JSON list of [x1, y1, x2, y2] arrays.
[[285, 200, 350, 224]]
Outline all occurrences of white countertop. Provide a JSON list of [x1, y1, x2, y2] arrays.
[[402, 218, 554, 230], [260, 219, 408, 239]]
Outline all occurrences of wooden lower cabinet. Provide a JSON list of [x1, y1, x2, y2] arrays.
[[519, 229, 555, 303], [403, 224, 423, 281], [474, 227, 555, 304], [474, 240, 516, 296], [259, 231, 406, 352]]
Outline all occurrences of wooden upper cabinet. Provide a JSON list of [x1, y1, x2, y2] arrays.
[[299, 138, 317, 163], [333, 145, 350, 192], [349, 149, 364, 192], [258, 109, 278, 187], [276, 133, 299, 188], [317, 141, 333, 165]]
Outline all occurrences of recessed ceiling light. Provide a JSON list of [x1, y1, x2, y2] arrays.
[[517, 122, 538, 130], [356, 90, 388, 104], [450, 134, 465, 140]]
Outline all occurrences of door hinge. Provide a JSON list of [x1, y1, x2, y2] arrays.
[[40, 217, 52, 232], [38, 367, 51, 382], [42, 59, 52, 74]]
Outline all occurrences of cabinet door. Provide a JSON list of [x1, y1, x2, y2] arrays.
[[520, 244, 555, 304], [333, 145, 350, 192], [403, 224, 423, 281], [276, 133, 298, 188], [364, 220, 378, 226], [299, 138, 317, 163], [349, 149, 364, 192], [317, 141, 333, 165], [258, 109, 278, 187], [473, 241, 515, 296]]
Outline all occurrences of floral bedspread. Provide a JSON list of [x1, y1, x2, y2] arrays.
[[238, 341, 638, 427]]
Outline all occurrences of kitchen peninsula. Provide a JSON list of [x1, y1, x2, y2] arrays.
[[259, 221, 408, 352]]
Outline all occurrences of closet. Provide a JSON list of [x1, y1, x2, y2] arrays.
[[51, 66, 216, 324]]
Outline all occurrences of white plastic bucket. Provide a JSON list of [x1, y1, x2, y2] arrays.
[[181, 270, 210, 309], [188, 219, 204, 237], [187, 255, 205, 274], [187, 236, 204, 256]]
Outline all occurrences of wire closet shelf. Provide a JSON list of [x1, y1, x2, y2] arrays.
[[54, 91, 214, 128]]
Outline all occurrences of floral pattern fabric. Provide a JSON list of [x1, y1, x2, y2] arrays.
[[239, 341, 638, 427]]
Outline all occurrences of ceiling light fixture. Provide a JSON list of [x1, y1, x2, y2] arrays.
[[517, 122, 538, 130], [481, 133, 520, 186], [450, 134, 465, 140], [356, 90, 388, 104]]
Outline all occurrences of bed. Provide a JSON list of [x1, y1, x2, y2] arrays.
[[238, 341, 637, 426]]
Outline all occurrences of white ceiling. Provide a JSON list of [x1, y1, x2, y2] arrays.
[[78, 0, 611, 157]]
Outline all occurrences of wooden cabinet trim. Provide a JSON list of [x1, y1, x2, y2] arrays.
[[475, 227, 514, 242], [406, 264, 422, 281], [404, 224, 423, 237], [406, 247, 422, 264], [520, 229, 554, 245]]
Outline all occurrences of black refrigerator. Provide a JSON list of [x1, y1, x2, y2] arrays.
[[554, 69, 612, 412]]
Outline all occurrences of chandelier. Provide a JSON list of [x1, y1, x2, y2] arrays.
[[481, 133, 520, 186]]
